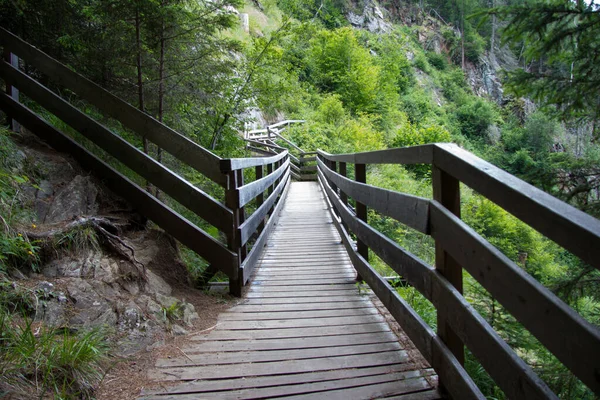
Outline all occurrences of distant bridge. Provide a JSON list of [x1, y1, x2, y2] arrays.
[[1, 28, 599, 399]]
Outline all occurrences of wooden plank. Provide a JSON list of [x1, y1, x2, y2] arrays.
[[433, 143, 600, 271], [228, 301, 373, 313], [191, 322, 391, 341], [215, 314, 385, 330], [143, 372, 431, 400], [245, 290, 358, 299], [143, 364, 419, 395], [241, 295, 363, 304], [237, 159, 290, 207], [385, 389, 442, 400], [275, 377, 432, 400], [219, 308, 378, 320], [158, 342, 402, 367], [220, 149, 287, 171], [0, 93, 238, 277], [0, 28, 226, 186], [148, 351, 409, 381], [317, 145, 433, 165], [430, 201, 600, 395], [0, 62, 234, 234], [318, 158, 429, 233], [432, 165, 464, 370], [186, 331, 400, 351]]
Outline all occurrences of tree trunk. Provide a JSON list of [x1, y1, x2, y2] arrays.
[[156, 15, 166, 199], [135, 6, 152, 194]]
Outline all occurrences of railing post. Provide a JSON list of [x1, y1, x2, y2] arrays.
[[225, 169, 243, 296], [330, 161, 337, 193], [267, 163, 274, 195], [432, 165, 465, 388], [3, 50, 20, 132], [256, 165, 265, 232], [355, 163, 366, 282], [339, 162, 348, 206]]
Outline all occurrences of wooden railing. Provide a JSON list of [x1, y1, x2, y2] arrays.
[[317, 144, 600, 399], [0, 28, 290, 295]]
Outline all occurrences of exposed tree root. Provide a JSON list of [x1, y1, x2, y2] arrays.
[[24, 216, 147, 281]]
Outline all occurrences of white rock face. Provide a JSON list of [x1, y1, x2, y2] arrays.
[[347, 0, 392, 34]]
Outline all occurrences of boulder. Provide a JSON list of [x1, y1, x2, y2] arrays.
[[45, 175, 98, 223]]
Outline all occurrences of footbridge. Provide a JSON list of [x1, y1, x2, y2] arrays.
[[1, 28, 599, 399]]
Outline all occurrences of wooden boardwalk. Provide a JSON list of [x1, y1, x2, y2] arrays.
[[143, 182, 440, 399]]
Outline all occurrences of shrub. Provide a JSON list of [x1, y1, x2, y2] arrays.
[[456, 98, 499, 138], [0, 308, 109, 399]]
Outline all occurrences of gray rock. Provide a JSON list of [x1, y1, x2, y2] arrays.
[[182, 303, 199, 327], [146, 270, 172, 296], [171, 324, 187, 336], [156, 293, 179, 309], [67, 279, 117, 327], [36, 281, 54, 297], [45, 175, 98, 223], [35, 299, 68, 327], [347, 0, 391, 34]]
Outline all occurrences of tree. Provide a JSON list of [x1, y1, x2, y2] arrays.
[[496, 0, 600, 123]]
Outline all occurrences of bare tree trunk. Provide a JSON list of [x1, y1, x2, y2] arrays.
[[135, 6, 152, 194], [156, 16, 166, 199]]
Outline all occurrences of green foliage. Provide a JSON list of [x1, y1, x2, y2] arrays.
[[496, 0, 600, 121], [0, 308, 109, 399], [308, 27, 380, 113], [426, 51, 448, 71], [455, 98, 499, 138]]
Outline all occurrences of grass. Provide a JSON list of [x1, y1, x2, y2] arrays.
[[0, 306, 110, 399]]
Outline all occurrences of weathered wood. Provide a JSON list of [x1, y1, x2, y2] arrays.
[[429, 264, 557, 400], [2, 50, 19, 132], [318, 158, 430, 233], [246, 145, 277, 157], [144, 366, 427, 398], [220, 149, 287, 171], [430, 201, 600, 395], [0, 28, 226, 186], [219, 308, 377, 320], [238, 170, 289, 245], [355, 163, 368, 266], [0, 93, 237, 277], [159, 343, 402, 367], [319, 173, 483, 400], [433, 143, 600, 271], [186, 330, 398, 349], [149, 351, 408, 381], [317, 145, 434, 165], [240, 175, 291, 283], [432, 165, 464, 375], [237, 158, 289, 207]]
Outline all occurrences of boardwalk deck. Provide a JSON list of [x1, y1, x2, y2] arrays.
[[142, 182, 440, 399]]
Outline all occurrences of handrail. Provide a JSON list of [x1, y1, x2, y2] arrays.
[[0, 27, 226, 186], [0, 29, 291, 297], [317, 144, 600, 399]]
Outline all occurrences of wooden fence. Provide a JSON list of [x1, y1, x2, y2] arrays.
[[0, 28, 290, 295], [317, 144, 600, 399]]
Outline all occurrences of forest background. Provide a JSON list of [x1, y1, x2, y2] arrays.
[[0, 0, 599, 398]]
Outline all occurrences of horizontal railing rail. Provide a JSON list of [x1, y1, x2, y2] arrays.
[[317, 143, 600, 399], [0, 28, 226, 186], [0, 28, 290, 296]]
